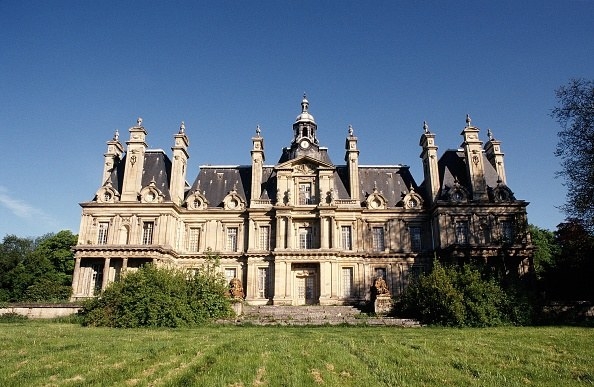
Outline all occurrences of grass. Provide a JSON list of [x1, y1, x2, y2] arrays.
[[0, 321, 593, 386]]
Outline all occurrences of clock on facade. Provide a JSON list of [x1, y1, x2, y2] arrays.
[[300, 139, 310, 149]]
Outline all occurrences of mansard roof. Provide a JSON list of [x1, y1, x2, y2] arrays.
[[101, 150, 172, 201], [188, 165, 250, 207], [438, 149, 505, 197], [357, 165, 418, 207]]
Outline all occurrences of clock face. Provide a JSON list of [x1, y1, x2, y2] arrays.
[[300, 139, 310, 149]]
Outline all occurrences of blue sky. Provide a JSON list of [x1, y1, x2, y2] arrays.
[[1, 1, 593, 238]]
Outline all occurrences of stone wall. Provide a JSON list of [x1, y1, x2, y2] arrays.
[[0, 304, 81, 319]]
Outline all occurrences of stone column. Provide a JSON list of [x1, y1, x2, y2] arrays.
[[71, 257, 82, 299], [286, 217, 293, 249], [320, 216, 328, 249], [101, 257, 111, 291], [122, 257, 128, 271]]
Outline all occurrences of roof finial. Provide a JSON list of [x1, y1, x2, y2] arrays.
[[114, 129, 119, 141], [423, 121, 429, 133], [301, 93, 309, 113], [487, 128, 494, 141], [256, 125, 261, 137], [179, 121, 185, 134], [348, 125, 354, 137], [137, 117, 143, 127], [465, 114, 471, 127]]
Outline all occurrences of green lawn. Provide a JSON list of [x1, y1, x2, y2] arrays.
[[0, 321, 593, 386]]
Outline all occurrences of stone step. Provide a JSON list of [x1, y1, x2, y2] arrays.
[[221, 305, 421, 327]]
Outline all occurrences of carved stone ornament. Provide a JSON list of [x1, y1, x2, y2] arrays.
[[365, 188, 387, 210], [96, 182, 120, 203], [373, 276, 390, 296], [293, 163, 315, 175], [401, 189, 424, 210], [139, 181, 164, 203], [185, 191, 209, 210], [223, 190, 245, 210]]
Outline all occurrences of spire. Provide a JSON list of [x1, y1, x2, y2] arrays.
[[423, 121, 429, 133], [348, 125, 354, 136], [465, 114, 471, 127], [301, 93, 309, 113], [256, 124, 261, 137], [487, 128, 494, 141], [179, 121, 185, 134]]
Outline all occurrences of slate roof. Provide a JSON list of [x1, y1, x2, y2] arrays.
[[356, 166, 417, 207], [103, 150, 173, 201], [188, 166, 250, 207]]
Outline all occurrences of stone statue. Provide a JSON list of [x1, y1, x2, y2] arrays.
[[373, 276, 389, 296], [229, 277, 244, 299]]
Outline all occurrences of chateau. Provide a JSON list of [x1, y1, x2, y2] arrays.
[[71, 97, 533, 304]]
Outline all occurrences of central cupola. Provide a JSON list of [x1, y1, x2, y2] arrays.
[[292, 94, 319, 149]]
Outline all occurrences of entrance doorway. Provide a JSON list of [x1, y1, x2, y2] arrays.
[[292, 264, 318, 305]]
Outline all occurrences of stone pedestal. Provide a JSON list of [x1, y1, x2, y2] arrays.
[[374, 295, 393, 315], [231, 302, 243, 317]]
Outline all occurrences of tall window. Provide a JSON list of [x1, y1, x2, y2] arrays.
[[501, 220, 514, 242], [299, 183, 313, 205], [227, 227, 238, 252], [97, 222, 109, 245], [142, 221, 154, 245], [375, 267, 387, 280], [341, 226, 352, 250], [259, 226, 270, 250], [188, 228, 200, 252], [410, 226, 422, 252], [257, 267, 269, 298], [224, 268, 237, 283], [342, 267, 354, 298], [372, 227, 385, 252], [299, 227, 313, 249], [455, 221, 469, 245]]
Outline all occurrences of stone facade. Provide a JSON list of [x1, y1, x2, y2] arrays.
[[71, 97, 533, 304]]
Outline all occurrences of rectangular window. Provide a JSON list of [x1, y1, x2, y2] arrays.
[[257, 267, 269, 298], [372, 227, 385, 252], [501, 220, 514, 242], [299, 227, 313, 249], [299, 183, 313, 205], [341, 226, 352, 250], [227, 227, 238, 252], [142, 222, 154, 245], [455, 221, 469, 245], [188, 228, 200, 252], [410, 226, 422, 252], [375, 267, 387, 280], [97, 222, 109, 245], [342, 267, 354, 298], [224, 268, 237, 283], [259, 226, 270, 250]]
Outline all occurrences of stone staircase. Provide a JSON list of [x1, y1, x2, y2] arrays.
[[221, 305, 420, 327]]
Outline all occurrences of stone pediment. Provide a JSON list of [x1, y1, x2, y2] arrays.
[[274, 155, 335, 172]]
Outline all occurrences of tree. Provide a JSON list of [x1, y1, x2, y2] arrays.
[[552, 79, 594, 233], [0, 231, 77, 302]]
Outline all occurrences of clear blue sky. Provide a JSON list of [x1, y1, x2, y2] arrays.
[[1, 1, 593, 238]]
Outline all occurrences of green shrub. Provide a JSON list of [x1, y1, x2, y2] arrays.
[[80, 254, 233, 328], [0, 312, 28, 323], [23, 278, 72, 302], [396, 261, 533, 327]]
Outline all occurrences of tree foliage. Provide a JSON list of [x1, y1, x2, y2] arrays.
[[539, 219, 594, 301], [552, 79, 594, 233], [80, 254, 233, 328], [396, 261, 533, 327], [0, 231, 77, 302]]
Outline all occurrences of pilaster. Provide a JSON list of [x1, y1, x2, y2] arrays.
[[419, 121, 440, 204], [121, 118, 148, 202], [170, 122, 189, 206]]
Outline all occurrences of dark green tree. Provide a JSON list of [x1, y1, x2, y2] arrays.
[[552, 79, 594, 233]]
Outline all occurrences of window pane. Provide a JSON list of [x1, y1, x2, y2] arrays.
[[501, 220, 514, 242], [224, 268, 237, 283], [259, 226, 270, 250], [341, 226, 352, 250], [142, 222, 154, 245], [97, 222, 109, 245], [455, 221, 469, 245], [342, 267, 353, 298], [410, 226, 421, 252], [257, 267, 269, 298], [299, 183, 313, 205], [372, 227, 385, 251], [188, 228, 200, 252], [227, 227, 238, 251], [299, 227, 313, 249]]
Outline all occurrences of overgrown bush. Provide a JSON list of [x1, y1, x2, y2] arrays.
[[396, 261, 533, 327], [80, 254, 233, 328]]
